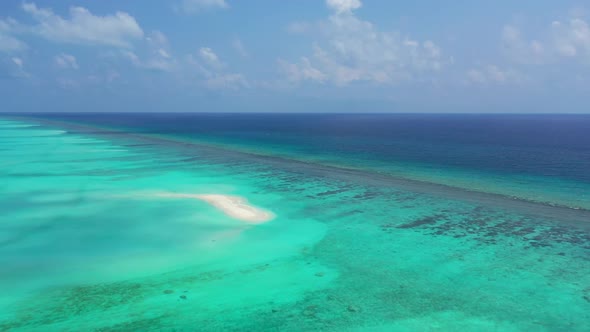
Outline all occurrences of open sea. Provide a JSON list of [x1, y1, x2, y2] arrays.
[[1, 113, 589, 331]]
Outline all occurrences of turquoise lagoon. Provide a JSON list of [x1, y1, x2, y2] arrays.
[[0, 117, 589, 331]]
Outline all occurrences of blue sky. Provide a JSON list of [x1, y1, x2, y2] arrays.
[[1, 0, 589, 113]]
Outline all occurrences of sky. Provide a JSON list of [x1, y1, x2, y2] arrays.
[[1, 0, 590, 113]]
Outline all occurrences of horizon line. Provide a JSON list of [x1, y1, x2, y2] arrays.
[[2, 112, 590, 116]]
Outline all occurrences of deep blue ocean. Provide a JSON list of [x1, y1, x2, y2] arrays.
[[23, 113, 590, 180]]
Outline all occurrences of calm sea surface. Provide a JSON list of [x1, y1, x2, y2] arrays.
[[1, 113, 589, 331]]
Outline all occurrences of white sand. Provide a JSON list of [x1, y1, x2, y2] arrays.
[[154, 192, 275, 224]]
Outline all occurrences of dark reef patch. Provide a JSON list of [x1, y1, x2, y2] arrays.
[[396, 214, 446, 229], [387, 205, 590, 249]]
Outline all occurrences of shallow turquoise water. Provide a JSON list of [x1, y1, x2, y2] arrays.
[[1, 118, 589, 331]]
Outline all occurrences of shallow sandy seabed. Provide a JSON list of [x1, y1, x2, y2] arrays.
[[151, 192, 275, 224]]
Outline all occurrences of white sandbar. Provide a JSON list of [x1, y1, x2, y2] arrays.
[[154, 192, 275, 224]]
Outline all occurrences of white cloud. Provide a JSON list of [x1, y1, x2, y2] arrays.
[[189, 46, 248, 89], [326, 0, 362, 14], [148, 30, 173, 61], [125, 51, 175, 71], [22, 2, 143, 48], [144, 30, 176, 70], [502, 25, 546, 64], [177, 0, 229, 14], [124, 31, 177, 71], [54, 53, 78, 69], [551, 18, 590, 58], [146, 30, 168, 48], [279, 0, 446, 86], [466, 65, 523, 85], [199, 47, 223, 68], [158, 49, 171, 58], [502, 17, 590, 64], [5, 56, 30, 78], [11, 56, 23, 67], [278, 57, 326, 82], [124, 53, 170, 71], [0, 18, 26, 52]]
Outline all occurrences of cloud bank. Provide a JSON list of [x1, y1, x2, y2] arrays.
[[279, 0, 445, 86], [22, 2, 144, 48]]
